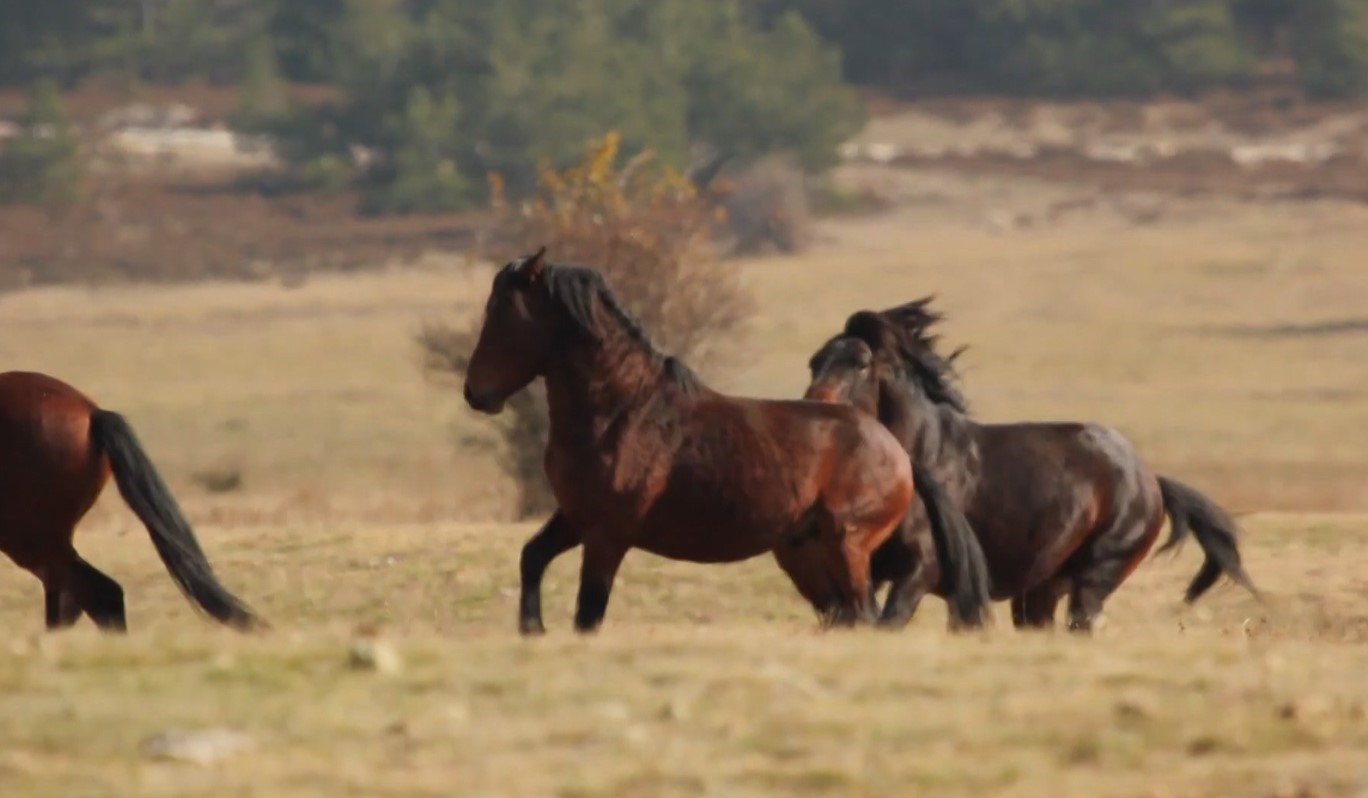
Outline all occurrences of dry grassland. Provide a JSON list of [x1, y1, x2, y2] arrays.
[[1, 166, 1367, 797], [0, 516, 1365, 798]]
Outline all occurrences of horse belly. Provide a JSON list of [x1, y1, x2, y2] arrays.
[[633, 498, 798, 564]]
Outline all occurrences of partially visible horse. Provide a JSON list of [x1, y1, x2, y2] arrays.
[[0, 371, 263, 632], [462, 248, 991, 631], [806, 299, 1258, 632]]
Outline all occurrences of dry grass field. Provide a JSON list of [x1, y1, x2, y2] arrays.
[[2, 162, 1367, 797]]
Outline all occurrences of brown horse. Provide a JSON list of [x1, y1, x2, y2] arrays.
[[0, 371, 262, 632], [462, 249, 989, 631], [805, 299, 1259, 632]]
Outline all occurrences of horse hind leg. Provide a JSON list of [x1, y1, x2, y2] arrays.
[[1011, 579, 1069, 630], [38, 551, 85, 630], [46, 584, 85, 629], [1066, 510, 1164, 635], [66, 555, 127, 633]]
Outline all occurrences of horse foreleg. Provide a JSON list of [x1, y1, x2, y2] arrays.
[[870, 518, 933, 629], [835, 535, 882, 627], [518, 512, 581, 636], [573, 538, 628, 634], [773, 526, 843, 623], [810, 517, 891, 629], [878, 564, 933, 629]]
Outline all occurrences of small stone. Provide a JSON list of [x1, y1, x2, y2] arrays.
[[623, 723, 651, 746], [348, 637, 403, 674], [6, 635, 37, 658], [1277, 697, 1331, 723], [658, 697, 692, 722], [443, 702, 472, 724], [142, 729, 256, 765], [594, 701, 631, 722], [1114, 697, 1154, 723]]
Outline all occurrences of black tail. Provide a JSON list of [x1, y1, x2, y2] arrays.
[[89, 410, 264, 630], [913, 462, 993, 629], [1157, 475, 1260, 604]]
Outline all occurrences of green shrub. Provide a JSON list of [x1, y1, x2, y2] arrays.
[[361, 87, 475, 215], [262, 0, 860, 213], [0, 79, 82, 205], [1290, 0, 1368, 98]]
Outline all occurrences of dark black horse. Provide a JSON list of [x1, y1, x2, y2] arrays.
[[805, 298, 1259, 632]]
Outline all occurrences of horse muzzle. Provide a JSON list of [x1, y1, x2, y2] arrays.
[[803, 383, 842, 404], [463, 384, 506, 415]]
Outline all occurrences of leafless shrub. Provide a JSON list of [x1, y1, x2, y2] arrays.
[[715, 155, 813, 256], [419, 133, 753, 518]]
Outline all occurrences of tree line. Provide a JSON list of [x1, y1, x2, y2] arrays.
[[3, 0, 1366, 212], [5, 1, 1365, 97]]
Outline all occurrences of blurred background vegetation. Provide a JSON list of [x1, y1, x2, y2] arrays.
[[4, 0, 1366, 212]]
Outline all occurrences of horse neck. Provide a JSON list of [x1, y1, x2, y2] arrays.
[[880, 378, 978, 472], [543, 327, 665, 446]]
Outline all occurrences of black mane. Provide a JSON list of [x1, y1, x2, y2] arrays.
[[517, 259, 705, 393], [842, 296, 970, 414]]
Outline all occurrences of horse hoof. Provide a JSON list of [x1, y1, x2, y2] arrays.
[[518, 619, 547, 637]]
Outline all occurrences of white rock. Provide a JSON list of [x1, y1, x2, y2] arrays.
[[142, 729, 256, 765]]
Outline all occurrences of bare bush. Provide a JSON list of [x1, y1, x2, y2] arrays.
[[419, 133, 753, 518], [714, 155, 814, 256]]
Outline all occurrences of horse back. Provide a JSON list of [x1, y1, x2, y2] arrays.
[[585, 394, 909, 562], [970, 420, 1159, 582], [727, 397, 913, 523], [975, 420, 1150, 497]]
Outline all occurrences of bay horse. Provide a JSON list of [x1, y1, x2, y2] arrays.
[[805, 299, 1259, 632], [0, 371, 262, 632], [462, 248, 991, 631]]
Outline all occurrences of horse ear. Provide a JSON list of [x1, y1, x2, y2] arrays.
[[843, 311, 889, 352], [522, 246, 547, 283]]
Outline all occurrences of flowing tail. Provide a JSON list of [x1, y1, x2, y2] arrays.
[[90, 410, 264, 630], [1156, 475, 1260, 604], [913, 462, 993, 628]]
